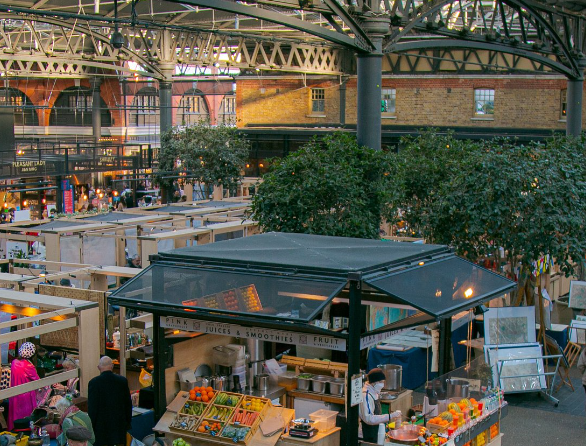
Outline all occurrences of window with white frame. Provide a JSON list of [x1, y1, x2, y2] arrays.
[[177, 89, 209, 126], [219, 95, 236, 126], [560, 89, 567, 119], [130, 87, 160, 127], [474, 89, 494, 116], [311, 88, 325, 114], [381, 88, 396, 114]]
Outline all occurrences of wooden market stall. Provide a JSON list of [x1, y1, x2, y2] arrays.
[[0, 289, 100, 398], [108, 233, 516, 446]]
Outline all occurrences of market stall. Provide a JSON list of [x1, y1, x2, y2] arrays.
[[109, 233, 515, 446]]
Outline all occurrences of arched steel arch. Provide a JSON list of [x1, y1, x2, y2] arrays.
[[383, 0, 585, 79]]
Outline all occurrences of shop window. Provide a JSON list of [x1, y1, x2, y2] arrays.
[[131, 87, 160, 127], [474, 89, 494, 116], [311, 88, 325, 114], [381, 88, 396, 115], [219, 95, 236, 126], [560, 89, 567, 119], [177, 89, 209, 126], [49, 87, 111, 127], [0, 88, 38, 126]]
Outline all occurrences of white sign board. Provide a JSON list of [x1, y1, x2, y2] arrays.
[[360, 328, 408, 350], [160, 316, 347, 351], [350, 374, 363, 407]]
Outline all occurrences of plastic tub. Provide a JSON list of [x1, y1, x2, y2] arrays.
[[277, 372, 298, 391], [309, 409, 338, 433]]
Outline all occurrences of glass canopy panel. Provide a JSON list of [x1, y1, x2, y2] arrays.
[[111, 264, 346, 322], [365, 257, 515, 318]]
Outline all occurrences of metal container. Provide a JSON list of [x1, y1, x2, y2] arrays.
[[379, 364, 402, 391], [389, 425, 420, 445], [254, 373, 270, 390], [446, 378, 470, 399], [328, 378, 345, 396], [312, 375, 330, 394], [297, 375, 313, 391], [211, 375, 227, 391]]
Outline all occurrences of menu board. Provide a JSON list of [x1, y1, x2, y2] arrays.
[[182, 285, 263, 313]]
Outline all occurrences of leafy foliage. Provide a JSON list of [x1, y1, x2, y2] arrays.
[[155, 123, 249, 192], [250, 132, 393, 239], [387, 130, 586, 278]]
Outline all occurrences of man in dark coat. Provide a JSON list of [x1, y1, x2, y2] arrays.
[[88, 356, 132, 446]]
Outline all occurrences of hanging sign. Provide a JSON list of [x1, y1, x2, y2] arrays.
[[160, 316, 347, 351], [350, 374, 363, 407], [360, 328, 408, 350]]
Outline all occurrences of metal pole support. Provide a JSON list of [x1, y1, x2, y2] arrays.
[[347, 272, 362, 446], [566, 78, 583, 137]]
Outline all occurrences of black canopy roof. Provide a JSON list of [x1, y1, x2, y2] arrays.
[[110, 233, 515, 338]]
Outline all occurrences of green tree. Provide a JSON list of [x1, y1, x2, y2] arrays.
[[250, 132, 393, 239], [388, 130, 586, 301], [156, 123, 249, 199]]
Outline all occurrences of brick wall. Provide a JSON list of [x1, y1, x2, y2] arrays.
[[239, 76, 575, 131]]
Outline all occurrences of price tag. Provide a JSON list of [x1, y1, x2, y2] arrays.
[[350, 374, 363, 407]]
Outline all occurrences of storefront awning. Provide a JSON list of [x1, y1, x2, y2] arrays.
[[364, 256, 515, 319]]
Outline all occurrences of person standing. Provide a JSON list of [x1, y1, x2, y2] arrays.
[[578, 347, 586, 413], [8, 342, 40, 430], [359, 368, 402, 443], [88, 356, 132, 446]]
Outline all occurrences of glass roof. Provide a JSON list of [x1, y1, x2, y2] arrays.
[[365, 257, 515, 318], [110, 264, 346, 323]]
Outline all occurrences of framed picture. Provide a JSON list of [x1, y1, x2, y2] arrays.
[[484, 343, 546, 392], [483, 306, 536, 345], [569, 320, 586, 344], [569, 281, 586, 310]]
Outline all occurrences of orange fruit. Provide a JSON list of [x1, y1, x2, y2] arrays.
[[208, 391, 214, 398], [196, 396, 202, 401], [206, 386, 213, 393], [202, 395, 209, 402], [197, 426, 205, 433]]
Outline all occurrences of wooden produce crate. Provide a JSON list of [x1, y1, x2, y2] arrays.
[[220, 409, 263, 444], [203, 404, 237, 423], [193, 418, 226, 436], [169, 413, 200, 433], [179, 400, 211, 418], [281, 355, 306, 367], [426, 422, 448, 435], [490, 422, 500, 440], [239, 396, 271, 421], [212, 391, 243, 408]]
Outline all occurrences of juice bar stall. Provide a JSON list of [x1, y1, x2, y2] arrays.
[[108, 233, 515, 446]]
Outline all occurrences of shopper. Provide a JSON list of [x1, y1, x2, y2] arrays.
[[8, 342, 40, 430], [56, 395, 95, 446], [88, 356, 132, 446], [578, 346, 586, 413], [359, 368, 402, 443], [65, 426, 94, 446]]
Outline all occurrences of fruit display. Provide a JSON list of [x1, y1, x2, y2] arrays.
[[206, 405, 235, 422], [424, 433, 449, 445], [214, 392, 241, 407], [180, 401, 207, 417], [221, 425, 251, 443], [196, 420, 224, 436], [240, 397, 266, 413], [188, 386, 216, 403], [172, 438, 191, 446], [170, 414, 198, 432], [236, 285, 262, 312], [232, 409, 259, 426], [223, 290, 240, 311]]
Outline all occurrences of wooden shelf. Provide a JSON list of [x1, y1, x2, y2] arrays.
[[287, 390, 345, 405]]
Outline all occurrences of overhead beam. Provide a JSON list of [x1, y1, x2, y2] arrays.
[[166, 0, 367, 51]]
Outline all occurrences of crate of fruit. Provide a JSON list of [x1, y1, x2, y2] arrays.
[[231, 408, 262, 427], [220, 423, 257, 444], [239, 396, 271, 421], [212, 391, 242, 408], [187, 386, 217, 405], [236, 285, 263, 312], [203, 404, 236, 423], [194, 419, 225, 437], [169, 413, 199, 433], [200, 292, 225, 310]]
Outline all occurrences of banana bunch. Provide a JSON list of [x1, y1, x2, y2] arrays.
[[447, 402, 461, 413], [207, 405, 233, 422], [184, 402, 205, 416]]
